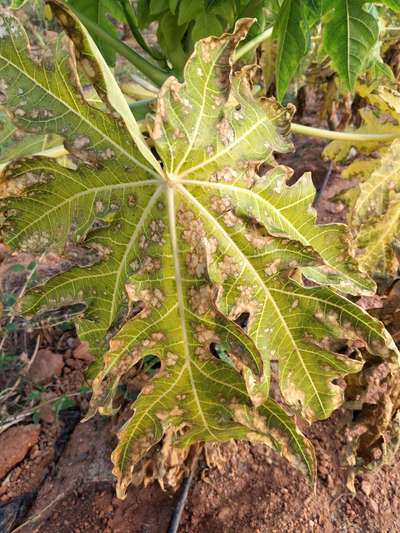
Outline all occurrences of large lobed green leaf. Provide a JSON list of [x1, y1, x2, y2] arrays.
[[0, 3, 399, 497]]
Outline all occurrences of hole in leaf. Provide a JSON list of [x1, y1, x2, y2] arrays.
[[235, 312, 250, 329], [143, 354, 161, 375], [209, 342, 219, 358], [209, 343, 235, 369]]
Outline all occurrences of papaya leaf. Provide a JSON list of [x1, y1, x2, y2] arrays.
[[178, 0, 204, 25], [157, 11, 189, 72], [0, 5, 398, 497], [304, 0, 322, 25], [0, 113, 63, 172], [305, 0, 321, 14], [273, 0, 309, 101], [351, 140, 400, 275], [322, 0, 379, 91]]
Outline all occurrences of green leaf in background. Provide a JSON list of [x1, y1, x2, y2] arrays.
[[189, 13, 224, 49], [304, 0, 322, 24], [169, 0, 179, 14], [67, 0, 126, 66], [237, 0, 267, 41], [178, 0, 204, 25], [10, 0, 29, 8], [137, 0, 152, 26], [157, 11, 189, 72], [322, 0, 379, 91], [150, 0, 168, 16], [273, 0, 309, 101], [381, 0, 400, 11]]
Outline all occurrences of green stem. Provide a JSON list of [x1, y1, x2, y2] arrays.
[[234, 27, 273, 62], [118, 0, 165, 63], [129, 98, 155, 120], [290, 122, 399, 142], [70, 6, 170, 86]]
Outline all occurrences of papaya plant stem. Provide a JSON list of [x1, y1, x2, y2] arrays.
[[69, 6, 170, 86], [129, 98, 155, 120], [290, 122, 399, 142], [234, 27, 273, 61], [118, 0, 165, 63]]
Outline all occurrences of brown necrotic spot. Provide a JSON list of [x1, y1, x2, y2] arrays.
[[127, 194, 136, 207], [210, 166, 238, 183], [166, 352, 178, 367], [188, 285, 213, 315], [156, 406, 184, 421], [177, 206, 210, 278], [0, 79, 8, 103], [131, 255, 161, 275], [125, 285, 165, 317], [193, 323, 220, 359], [149, 219, 165, 245], [217, 118, 234, 146], [264, 258, 282, 276], [229, 286, 259, 324], [218, 255, 241, 280]]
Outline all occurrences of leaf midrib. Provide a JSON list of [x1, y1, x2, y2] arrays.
[[167, 186, 219, 439], [174, 40, 226, 175], [177, 115, 276, 179]]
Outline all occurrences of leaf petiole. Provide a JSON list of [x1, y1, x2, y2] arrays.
[[117, 0, 166, 65], [233, 26, 274, 62], [290, 122, 399, 142]]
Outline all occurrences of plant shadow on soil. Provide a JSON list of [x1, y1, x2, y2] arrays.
[[1, 132, 400, 533]]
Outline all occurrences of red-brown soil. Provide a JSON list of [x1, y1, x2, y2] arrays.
[[12, 412, 400, 533]]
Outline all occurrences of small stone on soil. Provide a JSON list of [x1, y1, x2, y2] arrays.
[[0, 424, 40, 480], [27, 349, 64, 384], [72, 341, 93, 363], [361, 479, 372, 497]]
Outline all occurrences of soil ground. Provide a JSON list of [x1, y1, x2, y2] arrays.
[[1, 94, 400, 532]]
